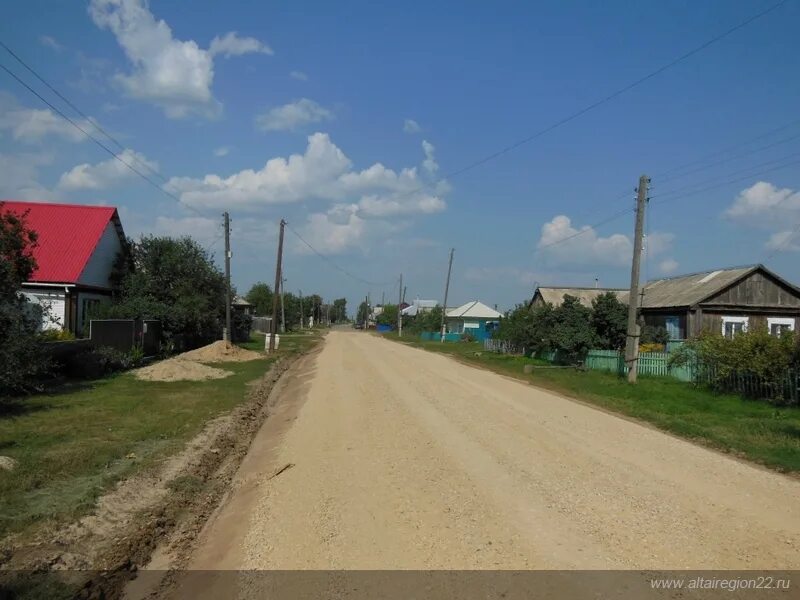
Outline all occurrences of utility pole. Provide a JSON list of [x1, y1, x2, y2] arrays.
[[624, 175, 649, 383], [299, 290, 304, 330], [269, 219, 286, 353], [440, 248, 454, 342], [397, 273, 403, 337], [364, 294, 369, 328], [223, 212, 232, 343], [280, 276, 287, 333]]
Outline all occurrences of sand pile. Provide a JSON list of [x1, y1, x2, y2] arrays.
[[177, 340, 262, 363], [134, 359, 233, 382], [133, 340, 262, 382]]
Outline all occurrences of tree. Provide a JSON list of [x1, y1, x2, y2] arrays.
[[552, 295, 595, 363], [376, 304, 398, 326], [0, 205, 50, 398], [331, 298, 347, 322], [356, 301, 369, 325], [245, 282, 273, 316], [590, 292, 627, 350], [99, 235, 226, 350], [496, 302, 556, 355]]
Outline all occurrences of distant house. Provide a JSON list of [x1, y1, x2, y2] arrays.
[[639, 265, 800, 340], [529, 265, 800, 341], [445, 301, 502, 340], [232, 295, 253, 316], [2, 201, 127, 336], [529, 287, 629, 309], [401, 298, 439, 317]]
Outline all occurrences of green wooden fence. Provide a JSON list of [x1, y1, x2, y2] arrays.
[[584, 349, 694, 382]]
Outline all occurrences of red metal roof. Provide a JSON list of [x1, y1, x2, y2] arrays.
[[1, 201, 120, 284]]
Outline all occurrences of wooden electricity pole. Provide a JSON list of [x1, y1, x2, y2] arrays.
[[440, 248, 454, 342], [624, 175, 649, 383], [280, 276, 286, 333], [269, 219, 286, 353], [223, 212, 232, 343], [397, 273, 403, 337]]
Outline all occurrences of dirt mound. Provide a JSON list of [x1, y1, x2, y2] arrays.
[[134, 359, 233, 382], [178, 341, 262, 363]]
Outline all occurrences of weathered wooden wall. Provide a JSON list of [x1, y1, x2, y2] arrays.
[[706, 271, 800, 307]]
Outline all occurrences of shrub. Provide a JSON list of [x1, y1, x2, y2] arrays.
[[670, 328, 800, 404], [38, 328, 76, 342], [232, 311, 253, 343]]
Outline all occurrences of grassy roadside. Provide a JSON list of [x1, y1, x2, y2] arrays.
[[0, 331, 321, 541], [382, 332, 800, 473]]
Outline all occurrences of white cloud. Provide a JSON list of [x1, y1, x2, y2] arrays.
[[152, 215, 219, 244], [403, 119, 422, 133], [766, 230, 800, 252], [255, 98, 333, 132], [167, 132, 448, 218], [0, 92, 89, 143], [422, 140, 438, 174], [299, 205, 367, 255], [214, 146, 231, 157], [537, 215, 674, 269], [290, 70, 308, 81], [658, 258, 679, 275], [58, 148, 158, 190], [538, 215, 632, 267], [644, 231, 674, 257], [726, 181, 800, 228], [724, 181, 800, 252], [88, 0, 270, 118], [0, 152, 55, 201], [403, 119, 421, 134], [209, 31, 272, 58], [39, 35, 64, 51]]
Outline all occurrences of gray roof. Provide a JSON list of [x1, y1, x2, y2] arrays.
[[640, 265, 759, 308], [534, 287, 629, 308]]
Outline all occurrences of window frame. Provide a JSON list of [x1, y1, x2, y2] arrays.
[[767, 317, 795, 337], [721, 315, 748, 339]]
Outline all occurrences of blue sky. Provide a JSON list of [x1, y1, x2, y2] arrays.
[[1, 0, 799, 314]]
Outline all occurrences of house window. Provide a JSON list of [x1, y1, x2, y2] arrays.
[[721, 316, 748, 339], [664, 316, 681, 340], [767, 317, 795, 337]]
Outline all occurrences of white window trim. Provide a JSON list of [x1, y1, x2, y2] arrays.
[[721, 315, 748, 337], [767, 317, 795, 334]]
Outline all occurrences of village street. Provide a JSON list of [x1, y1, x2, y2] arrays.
[[171, 330, 800, 582]]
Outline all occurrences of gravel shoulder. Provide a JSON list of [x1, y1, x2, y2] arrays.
[[179, 331, 800, 576]]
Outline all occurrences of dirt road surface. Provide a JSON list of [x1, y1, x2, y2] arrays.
[[178, 331, 799, 577]]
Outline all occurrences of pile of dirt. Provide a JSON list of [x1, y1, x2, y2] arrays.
[[178, 341, 262, 363], [134, 359, 233, 382]]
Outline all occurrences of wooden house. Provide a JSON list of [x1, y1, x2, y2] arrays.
[[640, 264, 800, 340]]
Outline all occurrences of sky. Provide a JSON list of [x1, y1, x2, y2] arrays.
[[1, 0, 799, 315]]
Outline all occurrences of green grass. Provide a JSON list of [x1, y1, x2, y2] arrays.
[[0, 331, 321, 541], [383, 333, 800, 473]]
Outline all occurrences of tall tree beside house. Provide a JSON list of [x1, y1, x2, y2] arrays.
[[245, 282, 274, 316], [100, 236, 226, 350], [331, 298, 347, 322], [0, 205, 50, 397], [552, 295, 596, 362], [590, 292, 628, 351], [376, 304, 398, 326]]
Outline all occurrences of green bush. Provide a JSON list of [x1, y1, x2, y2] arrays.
[[670, 328, 800, 404]]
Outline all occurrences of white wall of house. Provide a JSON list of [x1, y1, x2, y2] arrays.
[[79, 221, 122, 289], [22, 288, 67, 331]]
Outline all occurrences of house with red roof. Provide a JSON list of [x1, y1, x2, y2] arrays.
[[2, 201, 127, 336]]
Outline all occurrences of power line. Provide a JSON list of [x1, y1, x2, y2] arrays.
[[0, 59, 205, 218], [284, 221, 395, 287], [0, 40, 168, 185], [378, 0, 788, 207]]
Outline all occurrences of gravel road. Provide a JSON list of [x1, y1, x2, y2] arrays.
[[189, 331, 800, 571]]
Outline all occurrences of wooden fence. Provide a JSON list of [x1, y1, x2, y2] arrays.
[[483, 339, 519, 354]]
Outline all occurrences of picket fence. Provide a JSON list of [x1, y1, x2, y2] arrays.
[[483, 342, 799, 404]]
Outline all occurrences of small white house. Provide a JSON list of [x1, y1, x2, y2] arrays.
[[3, 201, 127, 336], [445, 301, 502, 340]]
